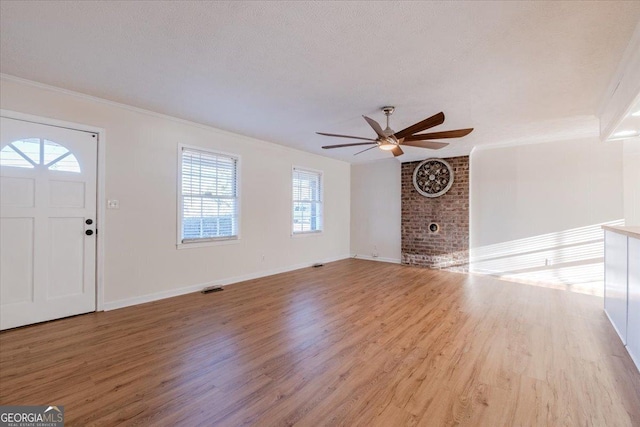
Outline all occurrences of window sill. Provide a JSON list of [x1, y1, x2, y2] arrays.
[[291, 231, 324, 238], [177, 237, 241, 249]]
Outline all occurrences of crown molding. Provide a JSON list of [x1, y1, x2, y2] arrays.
[[0, 73, 350, 165], [597, 21, 640, 141]]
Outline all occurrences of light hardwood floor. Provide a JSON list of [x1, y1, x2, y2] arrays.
[[1, 259, 639, 426]]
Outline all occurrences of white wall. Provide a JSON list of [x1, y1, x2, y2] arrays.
[[470, 137, 624, 295], [0, 77, 350, 309], [350, 159, 401, 263], [624, 140, 640, 225]]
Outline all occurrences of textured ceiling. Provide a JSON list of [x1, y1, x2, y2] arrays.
[[1, 1, 639, 163]]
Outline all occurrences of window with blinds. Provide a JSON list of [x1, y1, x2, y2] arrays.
[[292, 167, 323, 234], [180, 147, 239, 243]]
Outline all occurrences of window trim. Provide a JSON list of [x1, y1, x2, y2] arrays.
[[291, 165, 324, 237], [176, 143, 241, 248]]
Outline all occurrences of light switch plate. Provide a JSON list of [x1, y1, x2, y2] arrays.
[[107, 199, 120, 209]]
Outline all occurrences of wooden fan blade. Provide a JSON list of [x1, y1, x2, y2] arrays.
[[316, 132, 377, 142], [362, 116, 386, 139], [394, 112, 445, 140], [391, 146, 404, 157], [354, 145, 378, 155], [322, 142, 376, 149], [401, 140, 449, 150], [404, 128, 473, 141]]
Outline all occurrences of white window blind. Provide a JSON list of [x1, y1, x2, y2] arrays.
[[292, 167, 323, 233], [181, 147, 238, 242]]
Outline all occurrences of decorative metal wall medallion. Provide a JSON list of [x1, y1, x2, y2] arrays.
[[412, 158, 454, 198]]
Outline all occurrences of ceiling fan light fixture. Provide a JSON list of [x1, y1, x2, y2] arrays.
[[379, 142, 396, 151]]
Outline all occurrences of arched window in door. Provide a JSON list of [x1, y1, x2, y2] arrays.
[[0, 138, 81, 173]]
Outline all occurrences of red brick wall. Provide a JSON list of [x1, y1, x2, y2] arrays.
[[401, 156, 469, 271]]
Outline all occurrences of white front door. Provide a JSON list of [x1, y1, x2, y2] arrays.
[[0, 117, 97, 330]]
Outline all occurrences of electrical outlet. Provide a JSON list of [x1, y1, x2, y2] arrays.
[[107, 199, 120, 209]]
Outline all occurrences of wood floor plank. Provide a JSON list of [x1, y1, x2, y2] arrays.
[[1, 259, 639, 426]]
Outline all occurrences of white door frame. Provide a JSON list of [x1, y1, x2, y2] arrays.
[[0, 109, 106, 311]]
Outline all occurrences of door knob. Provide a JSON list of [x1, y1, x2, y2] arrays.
[[85, 230, 94, 236], [86, 219, 93, 225]]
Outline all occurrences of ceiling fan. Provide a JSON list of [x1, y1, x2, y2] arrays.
[[317, 107, 473, 157]]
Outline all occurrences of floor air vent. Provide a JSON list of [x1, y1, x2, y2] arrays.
[[202, 286, 223, 294]]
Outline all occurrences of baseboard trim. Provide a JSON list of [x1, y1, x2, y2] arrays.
[[468, 267, 503, 275], [351, 254, 401, 264], [103, 254, 351, 311], [627, 345, 640, 373], [604, 309, 627, 346], [603, 309, 639, 373]]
